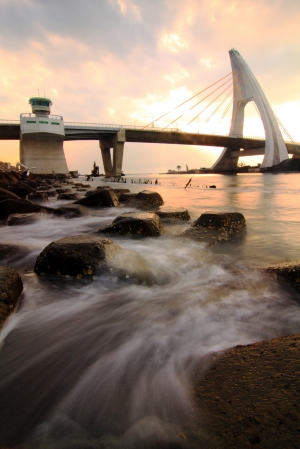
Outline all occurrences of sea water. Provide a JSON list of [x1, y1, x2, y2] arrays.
[[0, 172, 300, 448]]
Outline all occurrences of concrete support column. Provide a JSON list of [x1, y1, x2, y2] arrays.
[[99, 129, 126, 177], [99, 141, 113, 176]]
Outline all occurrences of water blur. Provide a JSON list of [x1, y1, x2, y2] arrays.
[[1, 172, 300, 448]]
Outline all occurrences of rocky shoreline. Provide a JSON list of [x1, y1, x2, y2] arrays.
[[0, 166, 300, 447]]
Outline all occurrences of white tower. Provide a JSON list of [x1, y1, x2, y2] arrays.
[[19, 97, 69, 174], [212, 49, 289, 170]]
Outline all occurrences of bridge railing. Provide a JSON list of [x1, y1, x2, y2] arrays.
[[65, 122, 123, 129], [64, 122, 180, 132]]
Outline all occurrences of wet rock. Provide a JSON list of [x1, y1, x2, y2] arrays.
[[8, 186, 30, 198], [28, 192, 49, 203], [263, 263, 300, 292], [6, 212, 42, 226], [155, 206, 190, 221], [192, 334, 300, 449], [98, 212, 162, 237], [74, 188, 119, 208], [36, 189, 57, 197], [34, 235, 153, 283], [0, 265, 23, 328], [183, 211, 246, 245], [118, 192, 137, 203], [127, 190, 164, 210], [55, 188, 72, 194], [0, 187, 20, 201], [57, 192, 80, 200], [53, 204, 91, 218], [0, 198, 49, 219], [112, 188, 131, 199], [0, 243, 28, 261]]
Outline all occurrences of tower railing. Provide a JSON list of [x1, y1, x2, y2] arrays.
[[20, 113, 63, 120]]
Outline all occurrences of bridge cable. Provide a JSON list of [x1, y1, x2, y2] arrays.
[[188, 69, 240, 128], [217, 98, 233, 127], [143, 72, 233, 129], [163, 77, 233, 129], [273, 111, 295, 143], [187, 83, 233, 126], [204, 88, 233, 123]]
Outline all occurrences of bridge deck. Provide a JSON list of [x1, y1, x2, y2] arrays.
[[0, 123, 299, 155]]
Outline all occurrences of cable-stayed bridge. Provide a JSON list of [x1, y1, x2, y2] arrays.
[[0, 48, 299, 175]]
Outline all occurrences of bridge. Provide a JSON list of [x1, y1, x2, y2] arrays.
[[0, 48, 299, 176]]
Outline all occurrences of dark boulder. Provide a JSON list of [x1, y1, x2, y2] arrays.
[[8, 186, 30, 198], [263, 263, 300, 292], [183, 211, 246, 245], [55, 188, 72, 194], [192, 334, 300, 448], [57, 192, 80, 200], [27, 192, 49, 203], [53, 204, 91, 218], [98, 212, 162, 237], [74, 188, 119, 207], [6, 213, 42, 226], [118, 192, 137, 203], [0, 198, 47, 219], [127, 190, 164, 210], [155, 206, 190, 221], [112, 188, 131, 199], [0, 187, 20, 202], [36, 189, 57, 197], [0, 265, 23, 328], [34, 235, 153, 283]]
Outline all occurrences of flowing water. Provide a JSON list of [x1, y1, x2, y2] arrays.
[[1, 172, 300, 448]]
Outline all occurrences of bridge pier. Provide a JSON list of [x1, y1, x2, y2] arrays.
[[99, 129, 125, 177]]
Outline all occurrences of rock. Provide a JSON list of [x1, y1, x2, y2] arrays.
[[36, 189, 57, 197], [0, 265, 23, 328], [57, 192, 80, 200], [6, 213, 42, 226], [263, 263, 300, 292], [8, 186, 30, 198], [112, 188, 131, 199], [192, 334, 300, 448], [53, 204, 91, 218], [0, 187, 20, 201], [34, 235, 154, 283], [155, 206, 190, 221], [118, 192, 137, 203], [127, 190, 164, 210], [98, 212, 162, 237], [0, 243, 28, 261], [55, 188, 72, 194], [74, 188, 119, 207], [27, 192, 49, 203], [0, 198, 49, 219], [183, 211, 246, 245]]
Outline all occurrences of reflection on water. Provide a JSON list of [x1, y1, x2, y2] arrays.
[[1, 173, 300, 448]]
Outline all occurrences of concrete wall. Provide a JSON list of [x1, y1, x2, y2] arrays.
[[20, 133, 69, 174]]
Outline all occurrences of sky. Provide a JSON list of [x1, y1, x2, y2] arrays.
[[0, 0, 300, 174]]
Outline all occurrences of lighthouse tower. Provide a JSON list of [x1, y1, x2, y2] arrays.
[[19, 97, 69, 174]]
